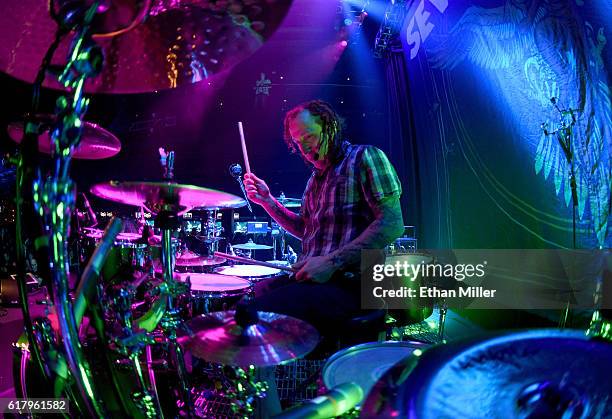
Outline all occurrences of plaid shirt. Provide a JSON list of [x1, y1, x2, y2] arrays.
[[300, 141, 402, 260]]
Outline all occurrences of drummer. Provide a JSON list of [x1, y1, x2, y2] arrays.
[[243, 99, 404, 336]]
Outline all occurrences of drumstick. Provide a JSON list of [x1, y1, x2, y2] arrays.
[[238, 121, 251, 173], [215, 251, 297, 273]]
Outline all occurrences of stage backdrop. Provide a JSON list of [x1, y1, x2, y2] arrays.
[[400, 0, 611, 249]]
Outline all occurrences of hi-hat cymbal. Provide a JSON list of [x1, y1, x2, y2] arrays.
[[277, 196, 302, 208], [8, 115, 121, 160], [91, 181, 246, 213], [232, 242, 272, 250], [179, 310, 319, 367], [0, 1, 293, 94], [175, 251, 226, 267]]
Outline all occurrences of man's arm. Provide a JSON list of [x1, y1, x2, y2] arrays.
[[243, 172, 305, 239], [294, 195, 404, 282], [327, 195, 404, 268], [260, 197, 304, 239]]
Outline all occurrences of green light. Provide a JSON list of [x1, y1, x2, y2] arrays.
[[413, 349, 423, 356], [79, 365, 95, 399]]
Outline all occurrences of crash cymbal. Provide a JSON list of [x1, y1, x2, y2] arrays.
[[90, 181, 246, 213], [277, 196, 302, 208], [179, 310, 319, 367], [175, 251, 226, 267], [0, 1, 293, 94], [232, 242, 273, 250], [361, 329, 612, 418], [8, 115, 121, 160]]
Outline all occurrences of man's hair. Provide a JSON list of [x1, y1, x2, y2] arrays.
[[283, 100, 344, 157]]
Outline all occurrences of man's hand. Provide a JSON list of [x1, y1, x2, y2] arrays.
[[293, 256, 337, 283], [243, 173, 273, 206]]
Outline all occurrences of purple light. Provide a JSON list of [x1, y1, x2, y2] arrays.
[[340, 40, 348, 47]]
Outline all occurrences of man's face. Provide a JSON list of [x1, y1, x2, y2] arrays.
[[288, 110, 329, 170]]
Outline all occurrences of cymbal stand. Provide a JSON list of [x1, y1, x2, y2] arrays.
[[155, 208, 193, 416], [13, 15, 68, 398], [30, 3, 109, 416]]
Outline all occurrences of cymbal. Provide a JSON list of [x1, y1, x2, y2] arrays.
[[175, 251, 226, 267], [361, 329, 612, 418], [8, 115, 121, 160], [90, 181, 246, 213], [179, 310, 319, 367], [0, 1, 293, 94], [277, 196, 302, 208], [232, 242, 273, 250]]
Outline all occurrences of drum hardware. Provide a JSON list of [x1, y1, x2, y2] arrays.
[[8, 114, 122, 160]]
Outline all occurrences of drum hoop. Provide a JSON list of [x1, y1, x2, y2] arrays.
[[322, 340, 430, 383], [214, 264, 283, 279]]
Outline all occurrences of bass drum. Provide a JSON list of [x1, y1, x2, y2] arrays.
[[361, 329, 612, 418]]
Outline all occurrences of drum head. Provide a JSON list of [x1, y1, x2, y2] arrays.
[[322, 341, 429, 405], [362, 330, 612, 418], [176, 273, 250, 292], [215, 265, 281, 278]]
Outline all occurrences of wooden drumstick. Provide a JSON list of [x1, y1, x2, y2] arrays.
[[238, 121, 251, 173]]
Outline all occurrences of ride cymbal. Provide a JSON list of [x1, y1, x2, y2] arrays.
[[91, 181, 246, 213]]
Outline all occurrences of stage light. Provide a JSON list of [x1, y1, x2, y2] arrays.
[[340, 40, 349, 47]]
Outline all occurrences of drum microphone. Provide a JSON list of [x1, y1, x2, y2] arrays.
[[229, 163, 253, 214], [273, 382, 363, 418]]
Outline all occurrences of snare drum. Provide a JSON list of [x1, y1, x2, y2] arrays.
[[175, 272, 251, 315], [214, 264, 284, 283], [322, 341, 429, 405]]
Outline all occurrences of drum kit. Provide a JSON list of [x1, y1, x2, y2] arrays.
[[4, 1, 612, 418]]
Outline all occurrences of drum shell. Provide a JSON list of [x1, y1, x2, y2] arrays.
[[175, 273, 252, 316]]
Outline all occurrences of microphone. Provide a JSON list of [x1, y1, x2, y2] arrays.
[[229, 163, 242, 179], [229, 163, 253, 214], [273, 382, 363, 418], [80, 192, 98, 227], [550, 97, 557, 104]]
